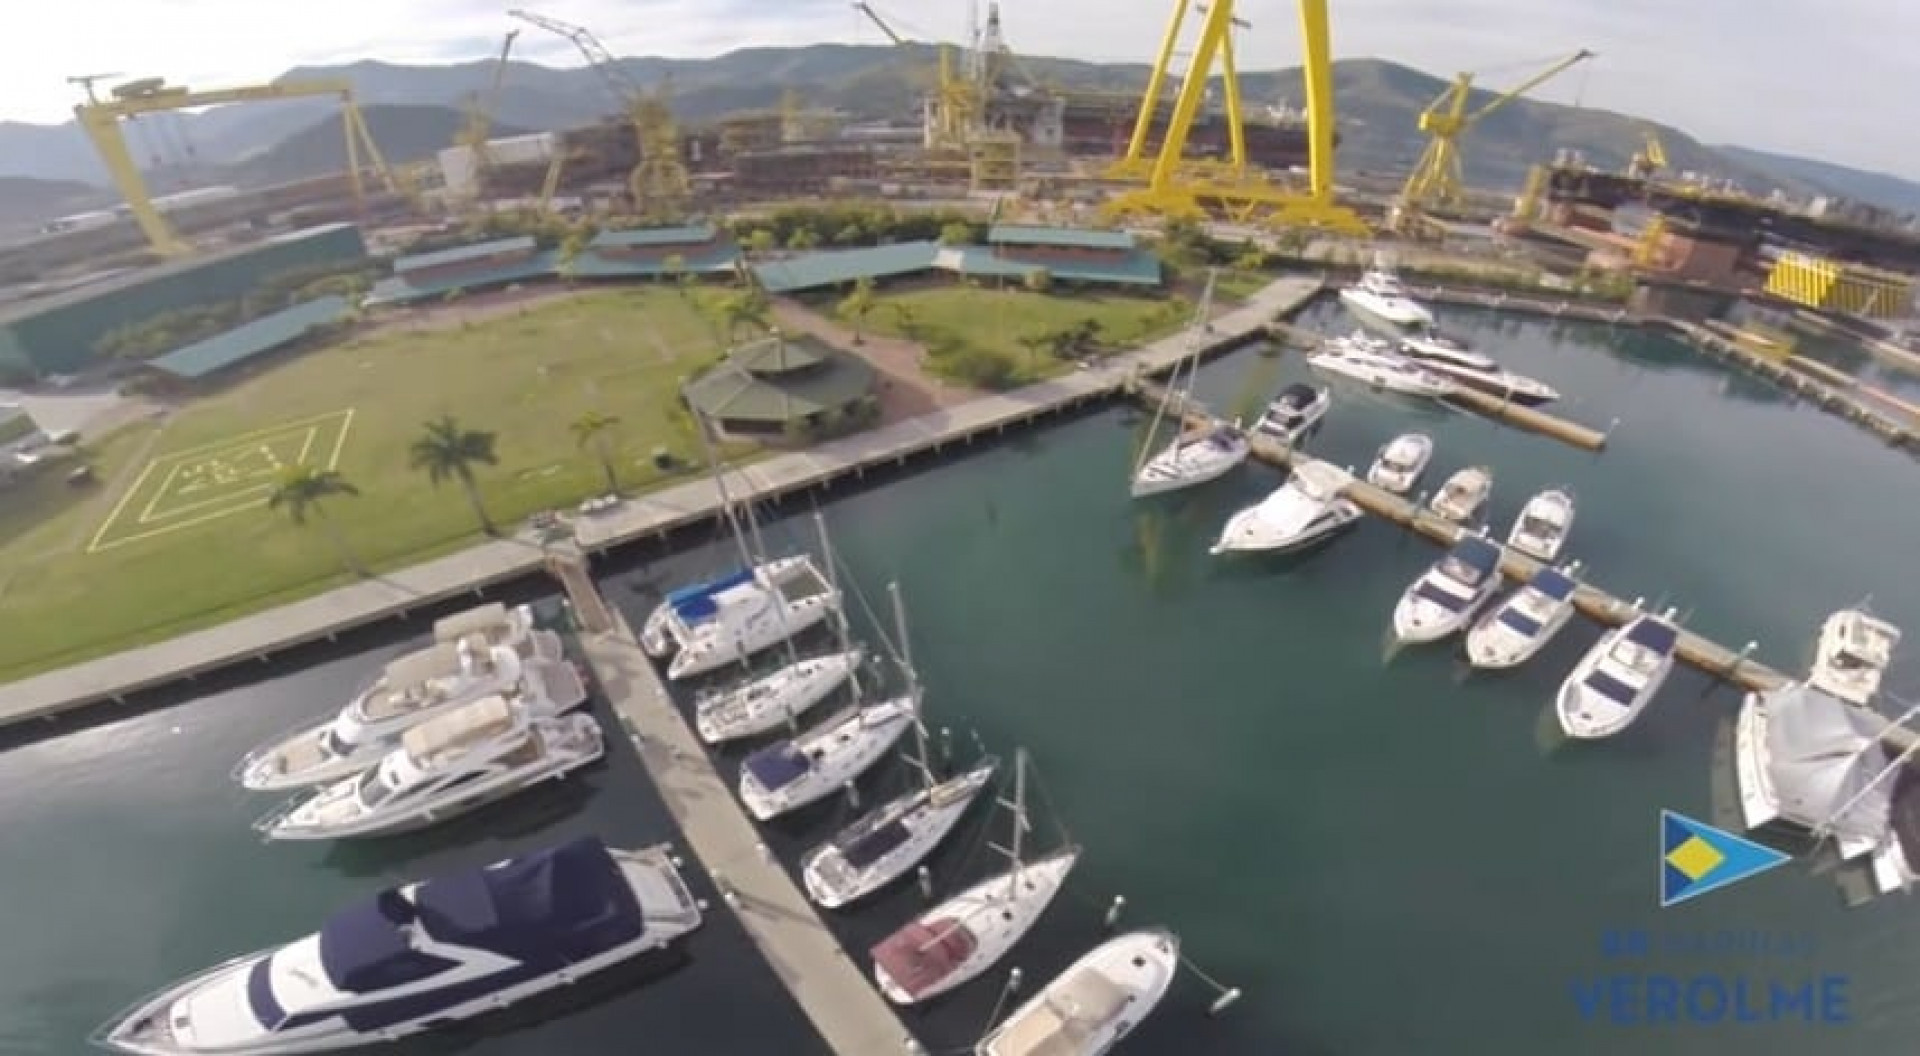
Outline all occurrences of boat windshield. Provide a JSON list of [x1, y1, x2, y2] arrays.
[[1607, 639, 1662, 675], [357, 766, 400, 808], [1437, 555, 1487, 587], [321, 728, 353, 758], [1520, 514, 1559, 538]]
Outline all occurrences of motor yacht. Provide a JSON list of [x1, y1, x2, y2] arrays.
[[974, 929, 1181, 1056], [1131, 423, 1250, 498], [1507, 488, 1575, 563], [695, 648, 864, 745], [803, 757, 999, 909], [1465, 562, 1584, 670], [1808, 607, 1902, 707], [93, 837, 701, 1056], [235, 634, 582, 792], [642, 555, 843, 680], [1339, 267, 1435, 328], [1367, 432, 1433, 495], [871, 751, 1080, 1006], [1210, 460, 1362, 555], [738, 697, 918, 821], [1733, 682, 1896, 847], [1398, 331, 1560, 406], [1392, 534, 1504, 644], [256, 695, 604, 841], [1556, 608, 1681, 739], [1251, 383, 1329, 447], [1307, 342, 1457, 399], [431, 602, 538, 650], [1428, 465, 1493, 524]]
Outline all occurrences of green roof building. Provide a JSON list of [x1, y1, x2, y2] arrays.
[[682, 332, 877, 437]]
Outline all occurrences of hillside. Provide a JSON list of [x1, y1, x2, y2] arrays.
[[0, 176, 109, 230], [1715, 145, 1920, 215], [232, 105, 533, 185]]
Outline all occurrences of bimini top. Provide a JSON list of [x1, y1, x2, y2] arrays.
[[1624, 616, 1680, 654], [1450, 535, 1502, 574], [744, 743, 812, 790], [1531, 567, 1579, 601], [667, 568, 755, 620], [1765, 683, 1894, 838]]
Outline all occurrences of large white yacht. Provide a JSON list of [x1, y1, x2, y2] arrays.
[[1367, 432, 1433, 495], [738, 696, 918, 821], [1398, 330, 1561, 406], [1428, 465, 1493, 524], [93, 838, 702, 1056], [1733, 682, 1896, 849], [1465, 562, 1584, 670], [1339, 267, 1435, 328], [1307, 338, 1456, 399], [1507, 488, 1575, 563], [235, 631, 582, 792], [641, 555, 843, 680], [974, 929, 1182, 1056], [1209, 460, 1362, 556], [1808, 607, 1902, 707], [256, 695, 604, 841], [1251, 383, 1330, 447], [1556, 608, 1681, 739], [695, 648, 864, 745], [431, 602, 540, 650], [1392, 534, 1505, 644]]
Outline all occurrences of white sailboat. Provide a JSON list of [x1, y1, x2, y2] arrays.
[[1465, 561, 1584, 670], [1507, 488, 1575, 563], [1130, 271, 1250, 498], [870, 749, 1081, 1006], [1808, 605, 1902, 707], [801, 582, 999, 909], [974, 929, 1182, 1056], [1556, 607, 1681, 739], [1209, 459, 1362, 555]]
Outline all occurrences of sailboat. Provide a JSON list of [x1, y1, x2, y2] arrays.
[[870, 749, 1081, 1006], [801, 582, 999, 909], [695, 512, 865, 745], [1129, 271, 1250, 499]]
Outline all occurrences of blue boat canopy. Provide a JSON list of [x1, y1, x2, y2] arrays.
[[1414, 580, 1470, 613], [414, 836, 645, 963], [668, 568, 754, 620], [1451, 535, 1502, 573], [1625, 617, 1679, 653], [839, 817, 913, 870], [1497, 607, 1543, 635], [744, 743, 812, 790], [1584, 669, 1638, 705], [316, 889, 453, 994], [1531, 568, 1577, 601]]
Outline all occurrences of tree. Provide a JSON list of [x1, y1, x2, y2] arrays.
[[838, 277, 877, 344], [267, 465, 366, 576], [571, 410, 623, 494], [1022, 267, 1052, 293], [721, 287, 771, 339], [558, 230, 589, 267], [409, 415, 501, 535], [889, 302, 921, 340], [787, 226, 820, 251], [939, 221, 975, 246], [746, 229, 776, 257], [663, 253, 688, 295]]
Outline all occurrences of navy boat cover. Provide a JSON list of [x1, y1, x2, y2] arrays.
[[744, 743, 812, 789], [1413, 580, 1469, 613], [1451, 535, 1502, 574], [1531, 568, 1577, 600], [1624, 617, 1679, 653], [839, 817, 914, 870], [1497, 606, 1543, 635], [316, 889, 450, 994], [1584, 669, 1638, 705], [668, 569, 754, 620], [412, 837, 645, 964]]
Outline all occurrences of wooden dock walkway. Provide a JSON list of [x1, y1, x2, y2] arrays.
[[1656, 320, 1917, 450]]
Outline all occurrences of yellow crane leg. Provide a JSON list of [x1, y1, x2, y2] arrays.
[[1297, 0, 1336, 203], [74, 109, 190, 257]]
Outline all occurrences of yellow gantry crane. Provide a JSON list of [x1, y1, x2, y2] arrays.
[[451, 29, 520, 203], [1398, 48, 1594, 222], [73, 76, 404, 257], [508, 8, 689, 219], [1627, 130, 1667, 180], [1103, 0, 1365, 233]]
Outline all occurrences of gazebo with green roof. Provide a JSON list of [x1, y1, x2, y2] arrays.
[[681, 331, 878, 438]]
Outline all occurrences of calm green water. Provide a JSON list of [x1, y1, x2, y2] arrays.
[[4, 301, 1919, 1056]]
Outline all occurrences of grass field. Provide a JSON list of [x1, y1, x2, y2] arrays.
[[864, 286, 1193, 384], [0, 287, 735, 679]]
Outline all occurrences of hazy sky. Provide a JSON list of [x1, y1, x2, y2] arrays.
[[8, 0, 1909, 176]]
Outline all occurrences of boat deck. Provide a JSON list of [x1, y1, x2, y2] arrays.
[[777, 564, 834, 606]]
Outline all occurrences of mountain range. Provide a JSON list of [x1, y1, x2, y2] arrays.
[[3, 43, 1918, 224]]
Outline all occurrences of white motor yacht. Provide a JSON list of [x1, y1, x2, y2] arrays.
[[738, 697, 918, 821], [1367, 432, 1434, 495], [1251, 383, 1329, 446], [643, 555, 843, 680], [803, 758, 999, 909], [93, 837, 701, 1056], [1307, 342, 1457, 399], [695, 648, 864, 745], [235, 634, 582, 792], [430, 602, 538, 650], [1399, 330, 1560, 406], [256, 696, 604, 841], [1392, 534, 1505, 644], [974, 929, 1181, 1056], [1808, 607, 1902, 707], [1339, 267, 1435, 328], [1429, 465, 1493, 524], [1556, 608, 1681, 739], [1466, 562, 1584, 670], [1507, 488, 1575, 563], [1733, 682, 1896, 845], [1209, 459, 1362, 555]]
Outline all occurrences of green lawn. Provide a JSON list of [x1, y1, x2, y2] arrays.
[[0, 286, 739, 680], [864, 285, 1193, 386]]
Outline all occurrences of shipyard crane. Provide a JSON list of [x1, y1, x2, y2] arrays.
[[1627, 130, 1667, 180], [451, 29, 520, 203], [507, 8, 688, 218], [72, 76, 406, 257], [851, 1, 978, 154], [1397, 48, 1594, 223]]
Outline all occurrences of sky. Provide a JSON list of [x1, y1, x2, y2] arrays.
[[7, 0, 1912, 178]]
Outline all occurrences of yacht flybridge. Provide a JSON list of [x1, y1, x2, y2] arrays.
[[1209, 459, 1361, 555], [1399, 330, 1560, 406], [1130, 270, 1250, 498], [1392, 534, 1504, 644], [1556, 607, 1682, 739], [1429, 465, 1493, 524], [235, 630, 583, 792], [871, 750, 1080, 1006], [1338, 266, 1435, 328], [256, 695, 604, 841], [1252, 383, 1330, 447], [973, 929, 1181, 1056], [1507, 488, 1575, 563], [1307, 338, 1456, 399], [1466, 562, 1584, 670], [1808, 606, 1902, 707], [1367, 432, 1433, 495], [93, 837, 701, 1056]]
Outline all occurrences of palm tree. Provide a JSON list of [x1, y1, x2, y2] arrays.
[[838, 277, 876, 344], [409, 415, 500, 535], [267, 464, 366, 576], [571, 410, 623, 494]]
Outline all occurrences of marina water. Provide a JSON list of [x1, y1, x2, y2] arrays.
[[4, 302, 1919, 1055]]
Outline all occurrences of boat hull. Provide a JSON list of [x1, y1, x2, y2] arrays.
[[739, 700, 917, 821], [1732, 691, 1780, 831], [1339, 288, 1433, 329], [1464, 598, 1575, 670], [1556, 660, 1670, 739], [1211, 499, 1360, 555], [1307, 353, 1453, 399], [974, 928, 1181, 1056], [801, 762, 999, 909], [872, 849, 1081, 1006], [695, 650, 863, 745], [1129, 436, 1249, 498]]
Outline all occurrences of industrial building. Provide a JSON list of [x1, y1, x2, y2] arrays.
[[364, 225, 743, 306], [752, 225, 1161, 294], [0, 223, 368, 378]]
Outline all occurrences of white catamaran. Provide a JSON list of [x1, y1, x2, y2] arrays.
[[1130, 271, 1250, 499]]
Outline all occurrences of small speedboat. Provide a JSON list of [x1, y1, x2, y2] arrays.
[[1307, 342, 1456, 399], [974, 929, 1181, 1056], [256, 695, 604, 841], [1392, 534, 1504, 644], [93, 837, 702, 1056], [802, 757, 1000, 909], [1209, 459, 1361, 555], [1130, 423, 1250, 498], [1507, 488, 1575, 563], [639, 556, 842, 678], [1251, 383, 1329, 446], [1556, 607, 1681, 739], [1429, 465, 1492, 524], [1808, 607, 1902, 707], [695, 648, 864, 745], [1399, 331, 1560, 406], [738, 697, 917, 821], [1466, 562, 1583, 670], [1367, 432, 1433, 494], [1339, 267, 1434, 328]]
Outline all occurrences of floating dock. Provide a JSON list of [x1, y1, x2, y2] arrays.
[[1657, 319, 1917, 449]]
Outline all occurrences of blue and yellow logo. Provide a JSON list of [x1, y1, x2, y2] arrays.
[[1661, 810, 1790, 907]]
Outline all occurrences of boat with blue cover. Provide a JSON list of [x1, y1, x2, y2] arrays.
[[1556, 606, 1681, 739], [93, 837, 702, 1055], [738, 695, 917, 821], [639, 555, 842, 680], [1391, 534, 1504, 645], [1465, 561, 1584, 670]]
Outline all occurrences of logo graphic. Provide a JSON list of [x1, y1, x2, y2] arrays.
[[1661, 810, 1790, 907]]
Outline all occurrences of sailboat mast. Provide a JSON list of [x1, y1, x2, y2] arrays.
[[1131, 268, 1218, 479], [888, 580, 934, 786], [689, 411, 757, 571]]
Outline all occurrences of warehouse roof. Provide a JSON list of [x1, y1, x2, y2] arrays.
[[682, 336, 875, 424], [568, 244, 740, 279], [364, 251, 560, 306], [749, 240, 1161, 293], [146, 295, 352, 380], [590, 225, 723, 249], [394, 236, 538, 274], [987, 224, 1136, 251]]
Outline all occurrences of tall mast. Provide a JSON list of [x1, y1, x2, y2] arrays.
[[889, 579, 934, 787], [1130, 267, 1218, 480], [689, 410, 756, 571], [984, 748, 1031, 901], [817, 512, 850, 670]]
